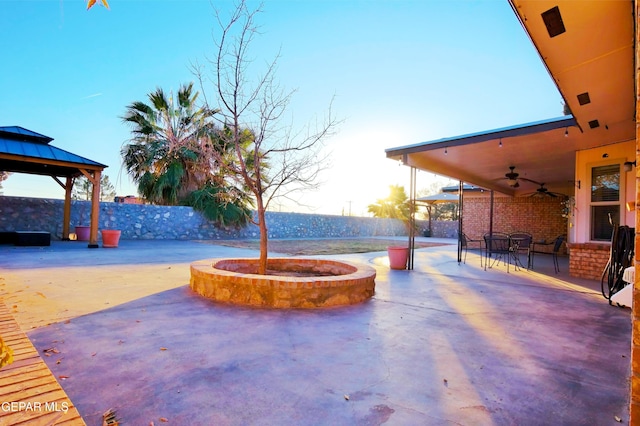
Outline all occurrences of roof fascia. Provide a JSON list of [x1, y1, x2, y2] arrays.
[[506, 0, 573, 117], [386, 115, 577, 158], [0, 153, 107, 172]]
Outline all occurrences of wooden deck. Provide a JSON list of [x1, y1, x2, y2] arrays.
[[0, 302, 85, 425]]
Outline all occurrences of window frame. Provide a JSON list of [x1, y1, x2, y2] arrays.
[[588, 161, 623, 242]]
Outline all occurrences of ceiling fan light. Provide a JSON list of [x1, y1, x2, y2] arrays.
[[508, 179, 518, 187]]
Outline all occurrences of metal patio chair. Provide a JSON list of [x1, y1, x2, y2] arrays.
[[459, 232, 484, 267], [484, 232, 512, 272], [531, 235, 565, 273]]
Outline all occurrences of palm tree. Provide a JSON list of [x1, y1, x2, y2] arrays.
[[367, 185, 411, 221], [121, 82, 252, 227], [122, 82, 213, 203]]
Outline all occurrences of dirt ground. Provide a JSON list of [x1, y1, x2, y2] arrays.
[[203, 238, 450, 255]]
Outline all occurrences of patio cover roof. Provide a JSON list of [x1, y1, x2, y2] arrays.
[[386, 0, 636, 197], [0, 126, 107, 178], [387, 116, 578, 196]]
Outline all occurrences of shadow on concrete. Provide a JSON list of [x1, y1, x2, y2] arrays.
[[17, 239, 631, 425]]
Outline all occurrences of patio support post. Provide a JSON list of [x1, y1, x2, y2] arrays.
[[51, 175, 73, 240], [457, 180, 463, 263], [489, 190, 494, 236], [408, 166, 417, 270], [88, 170, 101, 248], [62, 176, 72, 240]]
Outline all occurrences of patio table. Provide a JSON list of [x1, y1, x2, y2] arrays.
[[508, 236, 528, 270]]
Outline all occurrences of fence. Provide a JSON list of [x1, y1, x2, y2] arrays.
[[0, 196, 455, 241]]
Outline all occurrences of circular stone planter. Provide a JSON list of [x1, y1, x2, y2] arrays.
[[190, 258, 376, 308]]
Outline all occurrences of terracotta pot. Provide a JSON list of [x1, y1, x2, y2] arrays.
[[75, 226, 90, 241], [101, 229, 121, 248], [387, 246, 408, 270]]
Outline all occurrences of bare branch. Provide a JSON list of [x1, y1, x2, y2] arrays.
[[194, 0, 340, 273]]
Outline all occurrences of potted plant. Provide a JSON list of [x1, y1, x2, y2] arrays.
[[387, 246, 409, 270], [74, 225, 90, 241], [100, 229, 121, 248], [74, 201, 90, 241], [366, 185, 415, 270]]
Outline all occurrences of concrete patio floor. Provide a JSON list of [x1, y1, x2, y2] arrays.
[[0, 238, 631, 425]]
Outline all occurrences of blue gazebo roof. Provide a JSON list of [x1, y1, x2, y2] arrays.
[[0, 126, 106, 177]]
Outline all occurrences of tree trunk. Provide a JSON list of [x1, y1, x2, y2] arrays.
[[257, 201, 268, 275]]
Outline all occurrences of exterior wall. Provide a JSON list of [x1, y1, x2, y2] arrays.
[[574, 140, 636, 243], [570, 141, 635, 285], [461, 195, 567, 246], [566, 242, 610, 280], [0, 196, 442, 240]]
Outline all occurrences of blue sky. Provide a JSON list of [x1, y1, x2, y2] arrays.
[[0, 0, 563, 216]]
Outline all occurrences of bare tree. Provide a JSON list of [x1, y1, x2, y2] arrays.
[[194, 0, 339, 274]]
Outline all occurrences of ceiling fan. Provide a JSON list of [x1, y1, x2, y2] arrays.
[[499, 166, 539, 188], [526, 183, 566, 198]]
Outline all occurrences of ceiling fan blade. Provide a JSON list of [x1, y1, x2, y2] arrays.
[[519, 177, 543, 185]]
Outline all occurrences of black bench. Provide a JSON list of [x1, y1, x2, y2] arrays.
[[0, 232, 16, 245], [14, 231, 51, 246]]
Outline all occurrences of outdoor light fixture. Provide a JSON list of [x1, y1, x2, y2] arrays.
[[499, 138, 503, 148], [444, 147, 448, 155], [564, 128, 568, 137], [624, 161, 636, 172]]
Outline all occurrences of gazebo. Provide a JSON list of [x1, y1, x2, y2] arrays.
[[415, 192, 459, 237], [0, 126, 107, 247]]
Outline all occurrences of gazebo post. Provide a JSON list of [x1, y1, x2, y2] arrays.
[[88, 170, 101, 248], [52, 175, 74, 241], [62, 176, 73, 240]]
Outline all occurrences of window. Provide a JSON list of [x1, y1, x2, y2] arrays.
[[590, 164, 620, 241]]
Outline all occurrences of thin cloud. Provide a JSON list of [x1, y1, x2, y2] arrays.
[[81, 93, 103, 100]]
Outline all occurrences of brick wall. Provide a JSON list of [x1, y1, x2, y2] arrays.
[[566, 243, 610, 280], [461, 196, 567, 244]]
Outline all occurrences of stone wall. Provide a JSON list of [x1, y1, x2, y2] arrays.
[[0, 196, 445, 240]]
